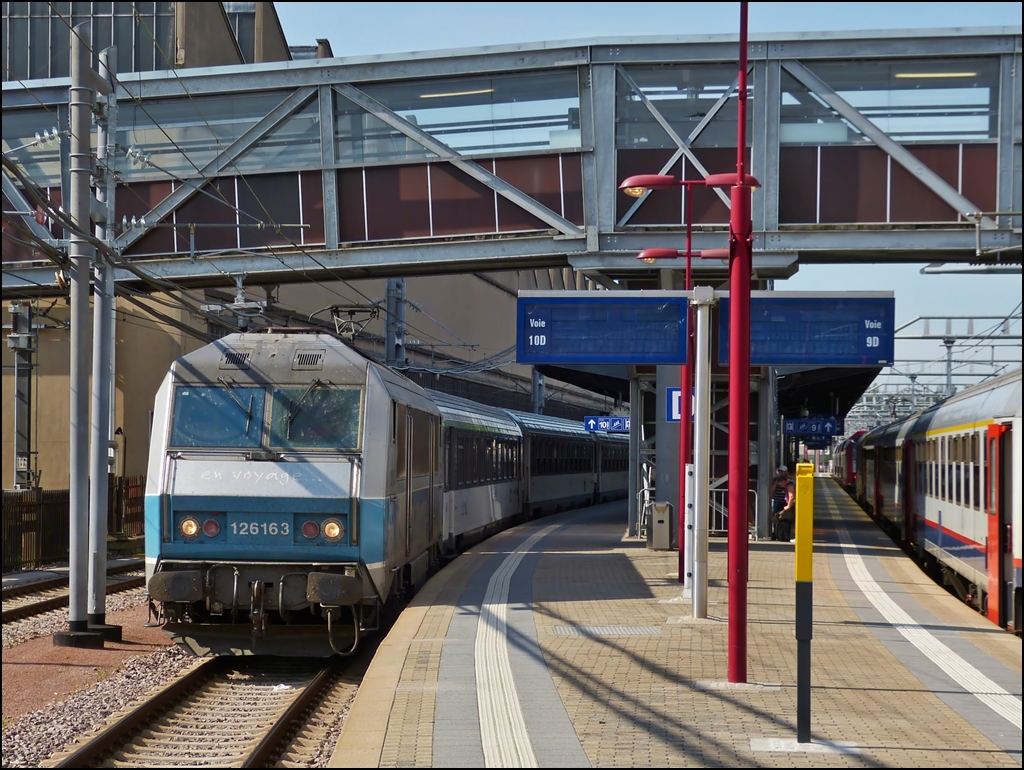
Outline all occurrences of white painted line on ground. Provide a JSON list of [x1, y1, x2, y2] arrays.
[[825, 493, 1022, 731], [750, 737, 861, 754], [475, 525, 556, 768]]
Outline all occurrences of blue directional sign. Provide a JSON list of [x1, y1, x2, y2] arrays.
[[719, 294, 895, 366], [665, 387, 695, 423], [784, 416, 840, 436], [517, 293, 687, 365], [585, 416, 630, 432], [803, 437, 831, 450]]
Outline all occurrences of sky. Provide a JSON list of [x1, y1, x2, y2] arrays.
[[274, 2, 1022, 393]]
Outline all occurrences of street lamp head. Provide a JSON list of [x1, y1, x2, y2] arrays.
[[636, 248, 682, 263], [704, 172, 761, 189], [619, 174, 680, 197]]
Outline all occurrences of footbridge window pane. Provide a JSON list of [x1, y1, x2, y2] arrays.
[[116, 91, 297, 181], [616, 64, 753, 150], [801, 58, 999, 143], [360, 70, 580, 157]]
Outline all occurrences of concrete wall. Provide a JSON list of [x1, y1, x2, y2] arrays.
[[1, 294, 204, 490], [255, 3, 292, 63], [175, 2, 243, 69], [276, 269, 602, 397]]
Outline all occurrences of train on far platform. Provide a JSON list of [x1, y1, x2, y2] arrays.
[[143, 330, 628, 657], [832, 368, 1022, 634]]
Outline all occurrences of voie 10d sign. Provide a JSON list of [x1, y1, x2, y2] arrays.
[[517, 292, 688, 365]]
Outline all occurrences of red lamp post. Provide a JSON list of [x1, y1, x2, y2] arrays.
[[726, 1, 754, 684], [620, 177, 713, 590], [617, 1, 756, 683]]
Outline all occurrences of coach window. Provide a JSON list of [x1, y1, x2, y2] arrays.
[[940, 438, 947, 500], [395, 404, 407, 480], [985, 436, 994, 513], [947, 437, 955, 502], [456, 433, 467, 487], [411, 410, 431, 477], [971, 433, 981, 509], [950, 436, 958, 507]]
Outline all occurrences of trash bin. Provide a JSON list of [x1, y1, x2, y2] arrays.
[[648, 501, 672, 550]]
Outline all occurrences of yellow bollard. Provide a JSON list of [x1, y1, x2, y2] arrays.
[[794, 461, 814, 743], [794, 463, 814, 582]]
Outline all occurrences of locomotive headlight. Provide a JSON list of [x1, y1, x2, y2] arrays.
[[301, 520, 320, 539], [322, 518, 344, 542], [202, 519, 221, 537], [179, 517, 200, 539]]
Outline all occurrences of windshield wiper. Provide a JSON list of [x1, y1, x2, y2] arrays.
[[287, 379, 330, 439], [217, 376, 254, 435]]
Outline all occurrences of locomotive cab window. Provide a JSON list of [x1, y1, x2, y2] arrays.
[[170, 385, 265, 448], [269, 385, 362, 450]]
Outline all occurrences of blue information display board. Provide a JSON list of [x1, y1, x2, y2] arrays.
[[517, 295, 687, 365], [719, 295, 895, 367]]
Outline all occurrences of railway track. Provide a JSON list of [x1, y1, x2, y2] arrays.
[[1, 562, 146, 623], [48, 655, 349, 768]]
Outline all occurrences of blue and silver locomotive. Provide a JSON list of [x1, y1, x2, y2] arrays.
[[145, 330, 628, 656]]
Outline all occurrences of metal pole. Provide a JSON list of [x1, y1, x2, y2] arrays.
[[9, 302, 35, 489], [727, 0, 753, 682], [692, 286, 715, 619], [385, 277, 407, 367], [55, 21, 103, 649], [683, 462, 695, 597], [677, 190, 694, 584], [943, 338, 955, 397], [628, 375, 640, 537], [87, 47, 120, 641]]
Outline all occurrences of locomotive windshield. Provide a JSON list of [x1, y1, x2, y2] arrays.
[[170, 385, 265, 448], [269, 385, 362, 450]]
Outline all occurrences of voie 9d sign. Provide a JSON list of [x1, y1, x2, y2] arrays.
[[719, 293, 895, 367]]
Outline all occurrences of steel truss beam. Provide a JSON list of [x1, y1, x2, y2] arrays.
[[614, 66, 737, 221], [4, 29, 1021, 299], [334, 84, 584, 239], [114, 86, 318, 252]]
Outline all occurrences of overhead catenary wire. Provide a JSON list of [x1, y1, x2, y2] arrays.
[[5, 8, 597, 392]]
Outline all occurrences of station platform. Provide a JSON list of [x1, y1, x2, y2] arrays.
[[330, 477, 1021, 768], [2, 557, 143, 593]]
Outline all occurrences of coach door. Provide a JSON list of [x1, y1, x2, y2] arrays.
[[985, 423, 1008, 628], [902, 440, 915, 547]]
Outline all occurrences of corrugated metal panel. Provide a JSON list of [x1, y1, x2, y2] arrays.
[[427, 390, 522, 436], [504, 408, 592, 438]]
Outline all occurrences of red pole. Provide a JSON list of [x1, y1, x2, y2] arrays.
[[727, 0, 752, 683], [678, 188, 694, 584]]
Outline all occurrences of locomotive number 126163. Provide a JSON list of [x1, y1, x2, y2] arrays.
[[230, 521, 290, 536]]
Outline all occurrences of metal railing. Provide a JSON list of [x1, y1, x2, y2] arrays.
[[708, 487, 759, 537], [636, 484, 759, 542]]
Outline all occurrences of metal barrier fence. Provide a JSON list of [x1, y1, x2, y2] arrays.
[[1, 475, 145, 572], [708, 487, 759, 537], [2, 487, 70, 572], [638, 486, 759, 543]]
